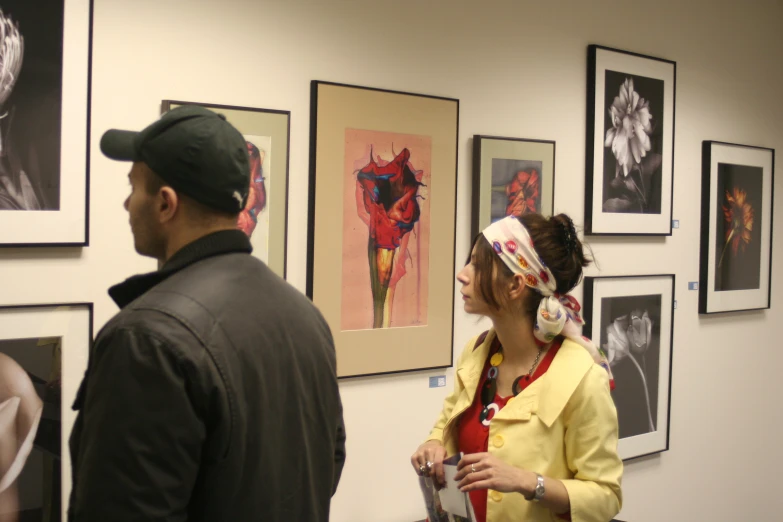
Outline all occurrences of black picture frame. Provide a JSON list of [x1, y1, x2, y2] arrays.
[[583, 274, 675, 461], [585, 44, 676, 236], [0, 0, 93, 247], [308, 80, 458, 379], [471, 135, 556, 239], [0, 301, 94, 520], [698, 141, 775, 314], [160, 100, 291, 280]]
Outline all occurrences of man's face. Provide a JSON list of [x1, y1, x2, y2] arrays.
[[124, 163, 165, 259]]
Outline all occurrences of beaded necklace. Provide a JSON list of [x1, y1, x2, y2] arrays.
[[478, 340, 545, 426]]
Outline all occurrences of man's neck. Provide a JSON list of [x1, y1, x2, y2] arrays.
[[160, 225, 238, 266]]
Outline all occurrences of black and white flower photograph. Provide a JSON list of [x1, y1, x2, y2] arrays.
[[585, 45, 675, 236], [0, 1, 64, 212], [584, 274, 674, 460], [601, 294, 661, 439], [602, 72, 664, 215]]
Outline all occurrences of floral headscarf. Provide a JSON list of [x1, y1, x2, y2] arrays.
[[482, 216, 614, 388]]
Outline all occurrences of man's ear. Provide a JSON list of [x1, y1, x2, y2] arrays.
[[157, 187, 179, 224]]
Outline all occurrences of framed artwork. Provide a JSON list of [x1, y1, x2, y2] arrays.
[[471, 135, 555, 238], [0, 302, 93, 521], [698, 141, 774, 314], [583, 274, 674, 461], [308, 80, 458, 378], [0, 0, 92, 246], [161, 100, 290, 279], [585, 44, 676, 236]]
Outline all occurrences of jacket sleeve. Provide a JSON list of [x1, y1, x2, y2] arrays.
[[69, 326, 205, 522], [561, 364, 623, 522], [332, 398, 347, 495], [425, 334, 477, 444]]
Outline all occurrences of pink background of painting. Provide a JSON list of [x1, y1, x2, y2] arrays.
[[341, 128, 432, 331]]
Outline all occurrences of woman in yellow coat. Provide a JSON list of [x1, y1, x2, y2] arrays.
[[411, 213, 622, 522]]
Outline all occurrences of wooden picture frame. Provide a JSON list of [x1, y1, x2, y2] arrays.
[[471, 135, 555, 239], [308, 80, 458, 378]]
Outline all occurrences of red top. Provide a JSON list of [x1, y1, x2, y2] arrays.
[[457, 338, 570, 522]]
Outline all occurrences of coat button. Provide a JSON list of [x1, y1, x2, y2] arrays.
[[490, 490, 503, 502], [492, 435, 504, 448]]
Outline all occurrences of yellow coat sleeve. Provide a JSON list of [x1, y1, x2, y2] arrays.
[[425, 334, 477, 444], [561, 364, 623, 522]]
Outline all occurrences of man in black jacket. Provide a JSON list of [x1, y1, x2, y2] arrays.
[[68, 106, 346, 521]]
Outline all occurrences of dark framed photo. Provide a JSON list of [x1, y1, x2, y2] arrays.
[[0, 0, 92, 246], [471, 135, 555, 238], [161, 100, 291, 279], [699, 141, 774, 314], [584, 274, 674, 461], [585, 45, 676, 236], [0, 302, 93, 521], [308, 80, 458, 378]]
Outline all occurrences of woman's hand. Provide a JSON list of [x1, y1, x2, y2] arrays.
[[454, 452, 534, 495], [410, 440, 447, 488]]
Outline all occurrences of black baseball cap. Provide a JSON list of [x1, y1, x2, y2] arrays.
[[100, 105, 250, 213]]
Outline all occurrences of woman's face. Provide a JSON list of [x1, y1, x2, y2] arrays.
[[456, 245, 492, 316]]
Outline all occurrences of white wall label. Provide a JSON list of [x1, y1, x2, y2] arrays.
[[429, 376, 446, 388], [672, 219, 680, 229], [688, 282, 699, 290]]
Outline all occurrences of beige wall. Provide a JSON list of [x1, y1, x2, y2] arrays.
[[1, 0, 781, 520]]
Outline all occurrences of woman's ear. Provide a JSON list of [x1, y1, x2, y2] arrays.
[[507, 274, 526, 301]]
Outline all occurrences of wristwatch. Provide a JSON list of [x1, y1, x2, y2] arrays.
[[526, 473, 545, 502]]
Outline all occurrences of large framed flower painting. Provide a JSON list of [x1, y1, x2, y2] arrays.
[[308, 81, 458, 378], [471, 136, 555, 239], [699, 142, 774, 314], [585, 45, 676, 236], [583, 275, 674, 461]]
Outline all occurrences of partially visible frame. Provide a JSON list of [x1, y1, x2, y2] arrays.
[[161, 100, 290, 279], [471, 135, 555, 239], [585, 44, 676, 236], [583, 274, 674, 461], [698, 141, 774, 314], [0, 0, 92, 246], [308, 80, 458, 378], [0, 302, 93, 520]]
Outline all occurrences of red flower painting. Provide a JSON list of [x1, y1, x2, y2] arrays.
[[356, 147, 425, 328], [236, 141, 267, 238], [505, 169, 540, 217]]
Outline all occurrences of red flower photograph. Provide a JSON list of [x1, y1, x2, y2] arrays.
[[490, 159, 542, 221], [713, 163, 763, 292]]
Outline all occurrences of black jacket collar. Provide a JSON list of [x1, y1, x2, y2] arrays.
[[108, 229, 252, 309]]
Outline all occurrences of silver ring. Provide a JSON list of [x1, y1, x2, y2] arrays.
[[471, 464, 476, 473], [426, 461, 433, 469], [419, 465, 426, 475]]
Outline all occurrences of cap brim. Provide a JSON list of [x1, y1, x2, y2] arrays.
[[100, 129, 141, 161]]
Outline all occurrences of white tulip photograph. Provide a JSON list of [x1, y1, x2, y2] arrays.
[[600, 294, 661, 438], [584, 274, 674, 460]]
